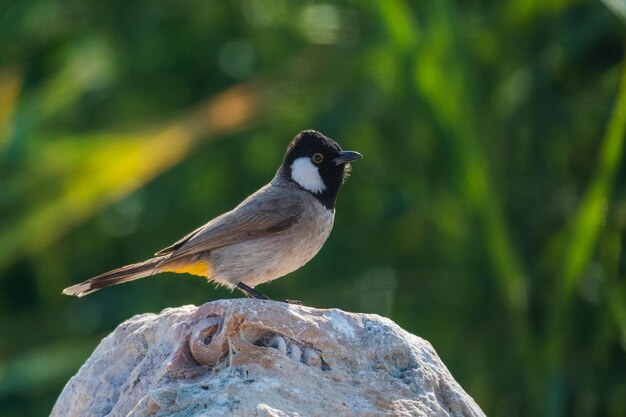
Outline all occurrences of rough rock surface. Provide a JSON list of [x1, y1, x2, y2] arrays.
[[52, 299, 486, 417]]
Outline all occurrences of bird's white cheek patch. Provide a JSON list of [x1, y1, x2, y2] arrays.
[[291, 157, 326, 194]]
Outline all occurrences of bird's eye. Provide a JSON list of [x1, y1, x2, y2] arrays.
[[312, 153, 324, 164]]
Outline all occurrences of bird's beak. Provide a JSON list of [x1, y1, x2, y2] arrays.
[[333, 150, 363, 166]]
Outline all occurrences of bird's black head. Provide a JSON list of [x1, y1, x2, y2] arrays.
[[276, 130, 362, 209]]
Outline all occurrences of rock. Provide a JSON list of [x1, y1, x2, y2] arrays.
[[52, 299, 486, 417]]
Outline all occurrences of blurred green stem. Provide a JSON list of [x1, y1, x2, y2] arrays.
[[561, 63, 626, 301], [544, 61, 626, 417]]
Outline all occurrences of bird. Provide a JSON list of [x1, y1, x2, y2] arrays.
[[63, 130, 362, 300]]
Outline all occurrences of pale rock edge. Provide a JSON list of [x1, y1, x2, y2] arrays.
[[52, 299, 486, 417]]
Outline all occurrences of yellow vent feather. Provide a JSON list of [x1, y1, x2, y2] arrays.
[[161, 261, 212, 277]]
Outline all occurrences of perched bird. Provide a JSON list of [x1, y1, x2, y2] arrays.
[[63, 130, 362, 300]]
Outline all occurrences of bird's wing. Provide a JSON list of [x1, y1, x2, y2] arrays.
[[154, 213, 228, 256], [157, 185, 304, 261]]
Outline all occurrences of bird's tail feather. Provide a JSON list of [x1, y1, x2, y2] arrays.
[[63, 257, 165, 297]]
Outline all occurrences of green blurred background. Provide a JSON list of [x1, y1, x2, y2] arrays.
[[1, 0, 626, 416]]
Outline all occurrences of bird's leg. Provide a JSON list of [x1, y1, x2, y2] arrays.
[[236, 282, 271, 300], [235, 282, 303, 305]]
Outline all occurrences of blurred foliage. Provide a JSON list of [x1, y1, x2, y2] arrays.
[[1, 0, 626, 416]]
